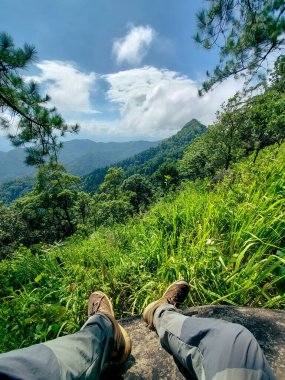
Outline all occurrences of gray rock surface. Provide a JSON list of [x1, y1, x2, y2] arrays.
[[101, 306, 285, 380]]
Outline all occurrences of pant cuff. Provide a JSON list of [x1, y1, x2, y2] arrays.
[[153, 304, 177, 329]]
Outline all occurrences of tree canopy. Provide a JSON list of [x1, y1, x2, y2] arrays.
[[0, 32, 79, 165], [195, 0, 285, 93], [180, 55, 285, 179]]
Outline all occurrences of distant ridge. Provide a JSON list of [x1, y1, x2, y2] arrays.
[[83, 119, 207, 193], [0, 139, 159, 182]]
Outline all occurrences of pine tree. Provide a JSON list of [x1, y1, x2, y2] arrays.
[[0, 32, 79, 165], [195, 1, 285, 93]]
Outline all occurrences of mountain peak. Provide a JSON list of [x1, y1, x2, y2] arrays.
[[181, 118, 205, 130]]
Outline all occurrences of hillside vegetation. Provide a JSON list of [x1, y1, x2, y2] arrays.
[[0, 143, 284, 352], [0, 121, 204, 256]]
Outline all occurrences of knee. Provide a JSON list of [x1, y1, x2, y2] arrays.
[[223, 322, 263, 360]]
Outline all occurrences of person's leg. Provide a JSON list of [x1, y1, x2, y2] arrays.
[[0, 314, 113, 380], [0, 291, 131, 380], [153, 304, 276, 380], [143, 280, 276, 380]]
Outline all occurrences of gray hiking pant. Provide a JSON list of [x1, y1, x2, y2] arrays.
[[153, 304, 276, 380], [0, 306, 276, 380], [0, 314, 114, 380]]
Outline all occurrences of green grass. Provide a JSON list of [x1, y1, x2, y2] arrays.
[[0, 144, 284, 352]]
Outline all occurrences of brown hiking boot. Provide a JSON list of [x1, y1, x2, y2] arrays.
[[142, 280, 189, 328], [88, 291, 132, 365]]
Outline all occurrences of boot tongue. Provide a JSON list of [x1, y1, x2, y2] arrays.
[[91, 295, 105, 314]]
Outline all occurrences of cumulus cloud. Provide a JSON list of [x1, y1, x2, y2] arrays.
[[113, 25, 155, 65], [23, 62, 244, 140], [26, 60, 98, 114], [103, 66, 244, 138]]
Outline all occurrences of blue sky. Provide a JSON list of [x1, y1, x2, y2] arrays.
[[1, 0, 243, 150]]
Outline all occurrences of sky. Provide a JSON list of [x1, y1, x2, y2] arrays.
[[0, 0, 244, 150]]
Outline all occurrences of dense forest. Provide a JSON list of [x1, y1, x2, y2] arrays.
[[0, 0, 284, 355]]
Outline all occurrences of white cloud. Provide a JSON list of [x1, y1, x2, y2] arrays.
[[26, 60, 98, 114], [103, 66, 244, 138], [23, 62, 244, 140], [0, 112, 20, 136], [113, 25, 155, 65]]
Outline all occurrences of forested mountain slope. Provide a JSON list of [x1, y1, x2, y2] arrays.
[[0, 139, 159, 203], [0, 177, 35, 204], [83, 119, 206, 192]]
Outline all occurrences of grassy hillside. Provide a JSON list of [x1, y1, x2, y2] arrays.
[[0, 143, 284, 352]]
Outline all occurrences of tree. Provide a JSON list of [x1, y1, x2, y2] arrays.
[[99, 167, 124, 200], [73, 191, 93, 225], [122, 174, 153, 213], [0, 201, 27, 258], [155, 163, 180, 190], [15, 164, 79, 243], [179, 126, 232, 181], [0, 32, 79, 165], [93, 167, 132, 226], [92, 197, 133, 227], [179, 136, 212, 180], [195, 1, 285, 93], [245, 88, 285, 161], [269, 55, 285, 92], [213, 94, 247, 169]]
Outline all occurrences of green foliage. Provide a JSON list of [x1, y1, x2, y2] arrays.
[[195, 0, 285, 93], [91, 167, 133, 226], [16, 164, 79, 241], [0, 176, 35, 204], [122, 174, 153, 213], [93, 197, 133, 227], [0, 32, 79, 165], [155, 162, 180, 190], [181, 60, 285, 179], [0, 202, 27, 258], [246, 88, 285, 161], [0, 164, 81, 257], [73, 191, 93, 225], [0, 144, 284, 352], [99, 167, 124, 200]]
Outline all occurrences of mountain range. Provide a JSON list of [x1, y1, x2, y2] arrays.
[[0, 139, 159, 183], [0, 119, 206, 203], [83, 119, 206, 192]]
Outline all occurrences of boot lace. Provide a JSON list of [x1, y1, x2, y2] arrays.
[[90, 295, 105, 315]]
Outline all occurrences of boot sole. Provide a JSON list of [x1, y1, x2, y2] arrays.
[[115, 324, 132, 365]]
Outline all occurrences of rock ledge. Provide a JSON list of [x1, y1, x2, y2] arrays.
[[102, 306, 285, 379]]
